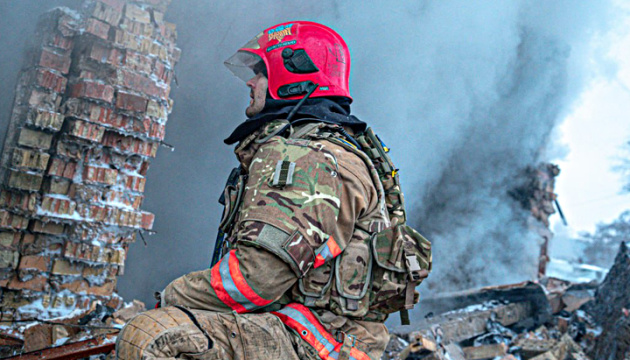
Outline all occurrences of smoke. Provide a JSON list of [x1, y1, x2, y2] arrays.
[[0, 0, 615, 310]]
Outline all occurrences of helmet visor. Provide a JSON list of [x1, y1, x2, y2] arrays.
[[224, 51, 267, 82]]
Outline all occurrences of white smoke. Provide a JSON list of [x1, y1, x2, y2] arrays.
[[0, 1, 617, 311]]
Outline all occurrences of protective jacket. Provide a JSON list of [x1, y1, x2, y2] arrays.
[[117, 103, 431, 360]]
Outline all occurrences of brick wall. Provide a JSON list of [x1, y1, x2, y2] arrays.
[[0, 0, 178, 340]]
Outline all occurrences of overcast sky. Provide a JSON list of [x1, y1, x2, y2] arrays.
[[551, 3, 630, 235]]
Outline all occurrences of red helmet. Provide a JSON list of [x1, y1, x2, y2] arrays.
[[224, 21, 352, 102]]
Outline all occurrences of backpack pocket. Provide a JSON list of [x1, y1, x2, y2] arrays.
[[330, 233, 373, 317], [369, 224, 431, 316]]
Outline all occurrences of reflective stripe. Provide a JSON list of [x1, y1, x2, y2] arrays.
[[272, 303, 371, 360], [210, 250, 273, 313], [314, 236, 342, 268]]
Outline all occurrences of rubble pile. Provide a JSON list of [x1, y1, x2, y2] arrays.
[[0, 0, 179, 354], [384, 243, 630, 360]]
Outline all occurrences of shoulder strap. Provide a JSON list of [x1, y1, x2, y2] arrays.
[[354, 128, 407, 225]]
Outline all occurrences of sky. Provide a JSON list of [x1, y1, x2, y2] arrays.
[[551, 4, 630, 236]]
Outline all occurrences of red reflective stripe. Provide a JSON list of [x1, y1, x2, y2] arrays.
[[287, 304, 337, 344], [210, 257, 247, 313], [327, 236, 342, 257], [274, 304, 372, 360], [314, 254, 326, 268], [272, 310, 332, 359], [227, 250, 273, 307]]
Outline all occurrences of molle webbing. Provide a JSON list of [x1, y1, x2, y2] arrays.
[[354, 128, 406, 225]]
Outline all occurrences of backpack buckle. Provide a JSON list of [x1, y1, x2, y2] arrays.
[[405, 254, 428, 282]]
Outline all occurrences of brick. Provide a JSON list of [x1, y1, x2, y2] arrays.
[[6, 273, 48, 292], [70, 80, 114, 103], [41, 33, 74, 52], [154, 60, 173, 83], [20, 234, 63, 256], [18, 128, 53, 150], [24, 88, 61, 111], [0, 249, 20, 269], [112, 28, 141, 52], [140, 211, 155, 230], [120, 18, 154, 37], [67, 119, 105, 142], [47, 157, 78, 179], [88, 280, 116, 297], [7, 170, 44, 191], [83, 165, 118, 185], [171, 46, 182, 63], [104, 190, 143, 209], [0, 232, 22, 250], [18, 255, 49, 272], [25, 108, 64, 131], [0, 190, 38, 212], [54, 9, 81, 37], [98, 0, 126, 11], [63, 241, 122, 265], [121, 174, 146, 192], [42, 177, 72, 195], [86, 42, 124, 67], [71, 183, 104, 203], [88, 1, 123, 25], [0, 210, 29, 230], [78, 204, 110, 222], [51, 259, 82, 275], [84, 18, 110, 40], [139, 160, 150, 176], [165, 24, 178, 45], [11, 148, 50, 171], [148, 41, 169, 62], [39, 195, 77, 217], [37, 48, 71, 74], [146, 99, 167, 119], [30, 68, 68, 93], [29, 221, 65, 235], [124, 50, 153, 75], [102, 132, 158, 157], [115, 91, 148, 112], [59, 278, 89, 294], [55, 140, 83, 160], [83, 265, 107, 277], [114, 69, 166, 99], [124, 4, 151, 23]]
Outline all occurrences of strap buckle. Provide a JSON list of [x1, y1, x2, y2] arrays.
[[405, 254, 428, 282]]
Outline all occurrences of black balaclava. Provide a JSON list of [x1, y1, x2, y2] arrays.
[[224, 94, 366, 145]]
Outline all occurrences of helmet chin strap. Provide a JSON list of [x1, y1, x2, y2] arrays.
[[286, 82, 319, 122]]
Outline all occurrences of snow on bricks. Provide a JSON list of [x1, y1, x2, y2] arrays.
[[0, 0, 179, 346]]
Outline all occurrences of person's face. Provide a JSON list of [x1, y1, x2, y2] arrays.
[[245, 73, 268, 118]]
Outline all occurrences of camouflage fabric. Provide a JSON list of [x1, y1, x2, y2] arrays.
[[118, 120, 417, 360], [116, 306, 314, 360]]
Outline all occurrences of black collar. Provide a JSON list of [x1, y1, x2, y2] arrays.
[[224, 97, 366, 145]]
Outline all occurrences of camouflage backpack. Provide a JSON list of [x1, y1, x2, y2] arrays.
[[325, 126, 433, 324]]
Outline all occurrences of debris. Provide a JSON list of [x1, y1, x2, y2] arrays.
[[384, 244, 630, 359]]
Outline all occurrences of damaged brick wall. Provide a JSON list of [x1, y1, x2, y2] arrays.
[[0, 0, 179, 342], [509, 163, 561, 278]]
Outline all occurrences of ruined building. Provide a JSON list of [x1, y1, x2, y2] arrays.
[[509, 163, 562, 278], [0, 0, 179, 354]]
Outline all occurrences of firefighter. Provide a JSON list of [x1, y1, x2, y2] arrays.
[[116, 21, 431, 360]]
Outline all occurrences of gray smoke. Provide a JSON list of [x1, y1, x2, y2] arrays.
[[0, 0, 615, 312]]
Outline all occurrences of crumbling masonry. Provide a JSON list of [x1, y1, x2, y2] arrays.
[[0, 0, 179, 348]]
